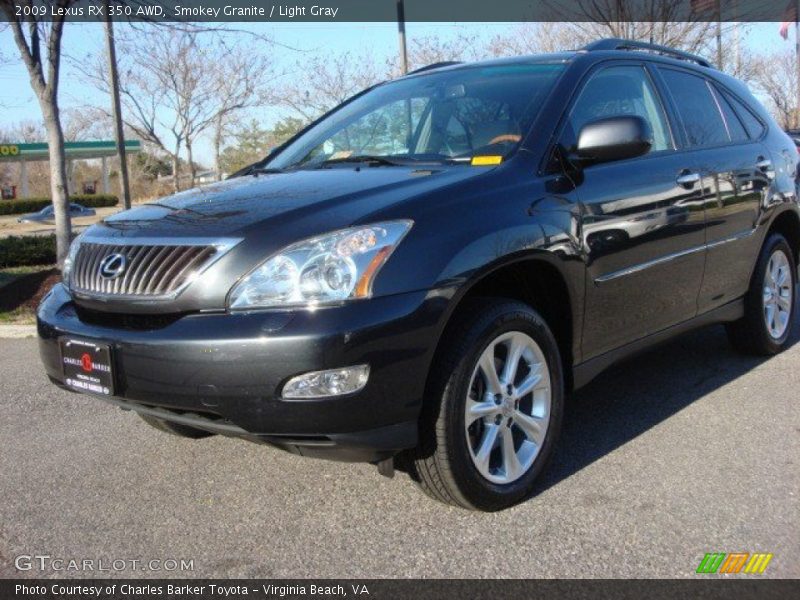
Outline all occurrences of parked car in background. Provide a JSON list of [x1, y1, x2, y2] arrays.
[[17, 203, 96, 223], [37, 39, 799, 511]]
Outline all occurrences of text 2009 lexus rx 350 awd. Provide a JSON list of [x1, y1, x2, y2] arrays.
[[38, 40, 799, 510]]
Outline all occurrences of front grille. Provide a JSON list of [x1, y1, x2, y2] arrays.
[[71, 242, 218, 298]]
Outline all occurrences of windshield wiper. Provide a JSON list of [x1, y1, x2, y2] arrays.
[[249, 166, 284, 175], [317, 155, 406, 168]]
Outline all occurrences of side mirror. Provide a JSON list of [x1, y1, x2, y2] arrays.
[[574, 116, 653, 165]]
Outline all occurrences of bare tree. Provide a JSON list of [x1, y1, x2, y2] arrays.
[[169, 31, 218, 188], [278, 51, 383, 120], [1, 120, 46, 142], [387, 31, 486, 74], [78, 26, 274, 190], [0, 23, 9, 68], [714, 24, 759, 84], [74, 27, 179, 191], [752, 48, 798, 129], [1, 0, 73, 265], [79, 27, 216, 191], [207, 42, 275, 181], [62, 108, 112, 141], [488, 22, 576, 57], [545, 0, 714, 51]]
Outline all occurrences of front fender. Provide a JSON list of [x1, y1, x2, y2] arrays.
[[424, 192, 586, 367]]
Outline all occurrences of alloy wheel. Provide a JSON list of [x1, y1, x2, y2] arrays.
[[464, 331, 551, 485], [763, 249, 793, 339]]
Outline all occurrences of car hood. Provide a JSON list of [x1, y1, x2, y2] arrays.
[[72, 165, 489, 314], [93, 166, 482, 239]]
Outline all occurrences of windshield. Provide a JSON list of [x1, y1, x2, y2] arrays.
[[267, 62, 565, 170]]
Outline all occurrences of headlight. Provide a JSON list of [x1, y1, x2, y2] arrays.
[[227, 220, 412, 310], [62, 234, 83, 286]]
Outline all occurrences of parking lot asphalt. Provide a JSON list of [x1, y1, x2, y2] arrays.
[[0, 322, 797, 579]]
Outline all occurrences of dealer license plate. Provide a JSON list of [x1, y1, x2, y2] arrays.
[[60, 338, 114, 396]]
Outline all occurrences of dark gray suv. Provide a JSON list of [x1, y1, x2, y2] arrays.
[[38, 39, 799, 510]]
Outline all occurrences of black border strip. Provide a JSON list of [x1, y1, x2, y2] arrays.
[[0, 0, 795, 23], [2, 579, 799, 600]]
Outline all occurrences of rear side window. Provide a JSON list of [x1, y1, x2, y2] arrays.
[[711, 87, 749, 142], [659, 68, 729, 147], [723, 91, 766, 139]]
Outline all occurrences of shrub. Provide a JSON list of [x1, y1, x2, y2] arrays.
[[0, 235, 57, 268], [0, 194, 118, 216], [0, 199, 50, 215], [70, 194, 119, 208]]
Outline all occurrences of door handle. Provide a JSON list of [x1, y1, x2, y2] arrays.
[[676, 171, 701, 187]]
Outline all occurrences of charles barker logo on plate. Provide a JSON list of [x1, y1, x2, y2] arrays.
[[63, 356, 110, 373]]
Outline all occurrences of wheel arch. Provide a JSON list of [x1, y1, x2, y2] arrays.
[[766, 207, 800, 267], [425, 253, 581, 400]]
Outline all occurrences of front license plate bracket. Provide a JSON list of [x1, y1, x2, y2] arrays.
[[59, 338, 114, 396]]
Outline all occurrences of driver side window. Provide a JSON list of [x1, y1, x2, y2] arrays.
[[565, 65, 671, 154]]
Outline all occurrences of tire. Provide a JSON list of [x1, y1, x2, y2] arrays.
[[138, 413, 215, 439], [410, 298, 564, 511], [726, 233, 796, 355]]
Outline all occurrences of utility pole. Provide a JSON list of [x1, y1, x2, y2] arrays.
[[397, 0, 408, 74], [105, 1, 131, 210]]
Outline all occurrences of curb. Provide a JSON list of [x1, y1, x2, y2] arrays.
[[0, 324, 37, 339]]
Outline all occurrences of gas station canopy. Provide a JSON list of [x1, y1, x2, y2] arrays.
[[0, 140, 141, 162], [0, 140, 141, 198]]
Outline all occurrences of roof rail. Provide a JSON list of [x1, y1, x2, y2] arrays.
[[408, 61, 462, 75], [582, 38, 714, 69]]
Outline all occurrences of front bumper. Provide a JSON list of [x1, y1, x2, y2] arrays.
[[38, 284, 447, 462]]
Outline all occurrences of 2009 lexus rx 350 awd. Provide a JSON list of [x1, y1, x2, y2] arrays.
[[38, 39, 799, 510]]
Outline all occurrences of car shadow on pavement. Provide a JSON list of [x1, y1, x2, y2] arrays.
[[534, 312, 800, 495]]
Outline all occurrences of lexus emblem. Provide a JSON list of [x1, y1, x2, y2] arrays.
[[99, 253, 127, 280]]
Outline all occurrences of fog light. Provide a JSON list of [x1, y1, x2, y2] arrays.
[[281, 364, 369, 399]]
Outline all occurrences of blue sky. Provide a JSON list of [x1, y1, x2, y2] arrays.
[[0, 21, 785, 165]]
